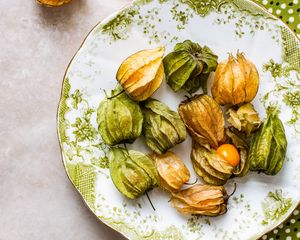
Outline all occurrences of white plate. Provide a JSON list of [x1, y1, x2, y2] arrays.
[[57, 0, 300, 239]]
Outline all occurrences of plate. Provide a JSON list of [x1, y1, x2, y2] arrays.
[[57, 0, 300, 239]]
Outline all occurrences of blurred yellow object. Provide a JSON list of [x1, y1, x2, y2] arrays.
[[36, 0, 72, 7]]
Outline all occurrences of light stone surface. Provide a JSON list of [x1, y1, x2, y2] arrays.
[[0, 1, 130, 239]]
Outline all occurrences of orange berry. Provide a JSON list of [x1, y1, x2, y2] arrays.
[[217, 144, 240, 167]]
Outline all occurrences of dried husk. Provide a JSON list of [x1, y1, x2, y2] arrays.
[[227, 103, 261, 135], [97, 88, 143, 146], [170, 184, 228, 216], [248, 108, 287, 175], [191, 142, 233, 185], [178, 94, 225, 150], [225, 128, 249, 177], [150, 151, 190, 192], [211, 52, 259, 105], [109, 148, 158, 199], [116, 47, 165, 101], [142, 98, 186, 154], [37, 0, 72, 7]]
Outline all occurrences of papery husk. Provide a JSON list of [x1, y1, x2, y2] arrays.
[[163, 40, 218, 94], [109, 148, 158, 199], [97, 88, 143, 146], [227, 103, 261, 135], [170, 184, 228, 216], [211, 52, 259, 105], [150, 151, 190, 192], [116, 47, 165, 101], [191, 142, 233, 185], [248, 108, 287, 175], [142, 98, 186, 154], [178, 94, 225, 150], [225, 128, 249, 177]]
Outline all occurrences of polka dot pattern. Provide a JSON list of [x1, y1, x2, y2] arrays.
[[259, 208, 300, 239], [257, 0, 300, 34]]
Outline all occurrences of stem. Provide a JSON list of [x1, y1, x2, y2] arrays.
[[184, 178, 198, 185], [225, 182, 237, 201], [146, 192, 156, 211], [107, 89, 125, 99]]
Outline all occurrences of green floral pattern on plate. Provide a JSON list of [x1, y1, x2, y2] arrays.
[[262, 190, 292, 225], [57, 0, 300, 239]]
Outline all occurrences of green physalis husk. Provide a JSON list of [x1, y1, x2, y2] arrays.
[[163, 40, 218, 94], [142, 98, 187, 154], [97, 87, 143, 146], [248, 108, 287, 175], [109, 147, 158, 199]]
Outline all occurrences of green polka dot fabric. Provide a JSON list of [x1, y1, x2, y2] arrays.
[[260, 209, 300, 239], [256, 1, 300, 238], [257, 0, 300, 35]]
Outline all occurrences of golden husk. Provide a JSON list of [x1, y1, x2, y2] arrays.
[[116, 47, 165, 101], [211, 52, 259, 105], [150, 151, 190, 192], [178, 94, 225, 150], [227, 103, 261, 135], [170, 184, 228, 216]]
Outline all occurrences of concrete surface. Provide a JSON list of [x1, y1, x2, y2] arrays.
[[0, 1, 130, 239]]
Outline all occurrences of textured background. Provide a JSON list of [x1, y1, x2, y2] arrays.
[[0, 0, 129, 239], [0, 0, 298, 240]]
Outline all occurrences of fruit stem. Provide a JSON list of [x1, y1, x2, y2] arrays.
[[107, 89, 125, 99], [184, 178, 198, 185], [146, 191, 156, 211], [225, 182, 237, 201]]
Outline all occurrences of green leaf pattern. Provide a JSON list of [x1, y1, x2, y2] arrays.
[[262, 190, 292, 225], [71, 108, 98, 143]]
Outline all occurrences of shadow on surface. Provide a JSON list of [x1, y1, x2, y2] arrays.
[[36, 0, 87, 29]]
